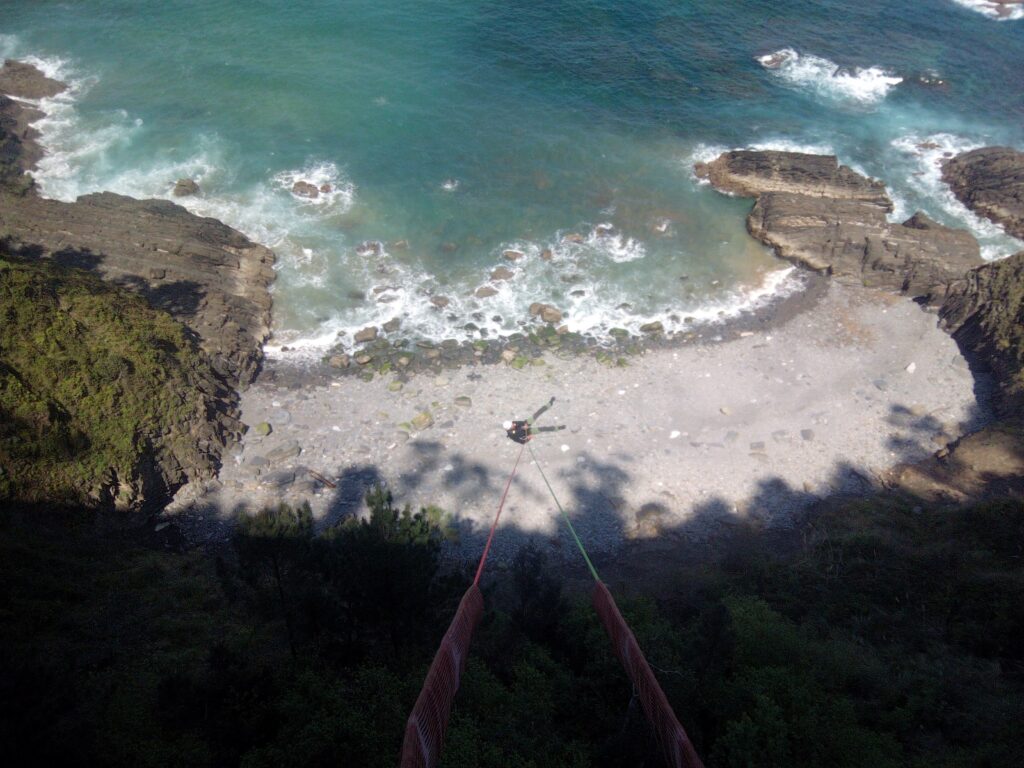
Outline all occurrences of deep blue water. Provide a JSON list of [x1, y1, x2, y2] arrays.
[[2, 0, 1022, 355]]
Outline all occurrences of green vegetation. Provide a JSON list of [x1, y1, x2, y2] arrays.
[[2, 489, 1022, 767], [0, 254, 209, 507]]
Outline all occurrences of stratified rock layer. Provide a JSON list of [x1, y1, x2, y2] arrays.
[[696, 150, 982, 303], [942, 146, 1024, 240]]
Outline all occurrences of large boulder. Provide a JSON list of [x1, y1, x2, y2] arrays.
[[941, 147, 1024, 240]]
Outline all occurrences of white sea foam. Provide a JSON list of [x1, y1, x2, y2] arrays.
[[949, 1, 1024, 20], [757, 48, 902, 106], [585, 224, 647, 263], [441, 178, 460, 191], [272, 161, 356, 211], [890, 133, 1024, 260], [265, 228, 804, 361]]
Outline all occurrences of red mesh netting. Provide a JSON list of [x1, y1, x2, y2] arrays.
[[400, 583, 484, 768], [592, 582, 705, 768]]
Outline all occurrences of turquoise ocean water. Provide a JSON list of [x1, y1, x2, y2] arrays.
[[2, 0, 1022, 358]]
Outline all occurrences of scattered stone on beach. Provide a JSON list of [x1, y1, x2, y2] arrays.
[[490, 266, 514, 281], [292, 180, 319, 199], [356, 241, 382, 257], [354, 326, 379, 343], [503, 249, 524, 261], [454, 396, 472, 408], [562, 233, 584, 244], [640, 321, 664, 334], [430, 295, 451, 309], [749, 441, 765, 451], [261, 469, 296, 488], [388, 381, 403, 392], [328, 354, 350, 369], [355, 354, 372, 365], [475, 285, 499, 298], [500, 349, 516, 363], [411, 412, 434, 431], [540, 248, 554, 261], [397, 355, 412, 367], [720, 406, 732, 415], [319, 183, 332, 194], [383, 318, 401, 333], [265, 441, 302, 463], [801, 429, 815, 441], [173, 178, 200, 197], [252, 422, 272, 437]]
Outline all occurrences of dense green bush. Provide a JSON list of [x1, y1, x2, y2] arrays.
[[1, 492, 1022, 766]]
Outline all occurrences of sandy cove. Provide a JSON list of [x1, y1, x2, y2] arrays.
[[166, 280, 987, 567]]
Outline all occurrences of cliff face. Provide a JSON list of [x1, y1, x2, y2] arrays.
[[696, 150, 982, 304], [941, 251, 1024, 420], [0, 60, 274, 511]]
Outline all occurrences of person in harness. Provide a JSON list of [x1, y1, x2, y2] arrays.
[[504, 396, 565, 444]]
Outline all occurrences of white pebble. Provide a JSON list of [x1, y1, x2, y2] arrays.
[[560, 444, 570, 452], [669, 430, 681, 439], [617, 389, 626, 395], [906, 362, 916, 374]]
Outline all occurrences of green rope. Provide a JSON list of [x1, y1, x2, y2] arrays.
[[527, 441, 601, 583]]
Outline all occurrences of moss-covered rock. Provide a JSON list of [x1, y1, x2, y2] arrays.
[[0, 255, 234, 510]]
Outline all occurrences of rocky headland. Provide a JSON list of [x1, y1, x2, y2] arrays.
[[0, 60, 274, 511], [695, 150, 982, 304]]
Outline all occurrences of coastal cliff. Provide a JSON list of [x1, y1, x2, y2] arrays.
[[0, 60, 274, 511]]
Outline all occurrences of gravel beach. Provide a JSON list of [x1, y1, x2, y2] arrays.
[[166, 280, 988, 568]]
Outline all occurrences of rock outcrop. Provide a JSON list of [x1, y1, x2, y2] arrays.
[[696, 150, 982, 303], [696, 150, 891, 207], [941, 146, 1024, 240], [0, 60, 275, 510]]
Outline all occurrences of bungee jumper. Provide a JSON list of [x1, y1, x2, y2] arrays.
[[400, 396, 704, 768], [503, 396, 566, 443]]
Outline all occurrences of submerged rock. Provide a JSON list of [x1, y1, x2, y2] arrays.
[[291, 180, 319, 198], [173, 178, 200, 197]]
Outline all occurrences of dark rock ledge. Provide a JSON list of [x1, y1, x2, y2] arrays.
[[942, 146, 1024, 241], [0, 59, 274, 510]]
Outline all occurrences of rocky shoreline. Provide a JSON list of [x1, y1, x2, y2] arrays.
[[1, 60, 275, 510], [3, 55, 1023, 544]]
